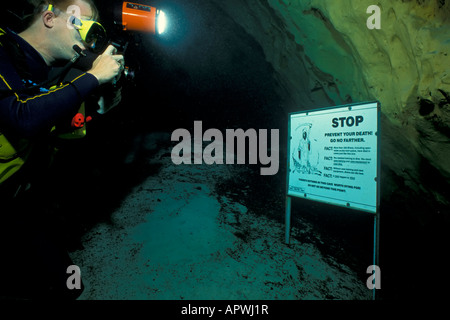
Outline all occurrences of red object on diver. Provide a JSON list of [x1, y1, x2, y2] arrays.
[[71, 113, 85, 128]]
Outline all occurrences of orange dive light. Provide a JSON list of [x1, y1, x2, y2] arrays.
[[121, 2, 167, 35]]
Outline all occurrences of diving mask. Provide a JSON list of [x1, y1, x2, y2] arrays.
[[46, 4, 108, 52], [68, 16, 108, 52]]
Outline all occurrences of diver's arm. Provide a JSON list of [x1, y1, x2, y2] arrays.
[[0, 65, 99, 138]]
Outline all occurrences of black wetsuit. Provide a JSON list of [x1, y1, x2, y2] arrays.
[[0, 28, 98, 137], [0, 28, 98, 300]]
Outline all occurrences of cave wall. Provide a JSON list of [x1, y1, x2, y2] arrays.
[[210, 0, 450, 214]]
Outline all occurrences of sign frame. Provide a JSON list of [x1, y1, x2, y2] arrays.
[[286, 101, 380, 213]]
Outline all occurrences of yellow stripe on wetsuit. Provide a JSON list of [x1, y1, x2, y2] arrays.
[[0, 73, 88, 103]]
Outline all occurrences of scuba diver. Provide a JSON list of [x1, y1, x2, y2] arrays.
[[0, 0, 123, 299]]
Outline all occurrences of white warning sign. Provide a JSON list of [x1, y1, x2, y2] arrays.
[[287, 101, 380, 213]]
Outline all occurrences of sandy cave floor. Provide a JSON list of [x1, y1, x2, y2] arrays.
[[70, 132, 371, 300]]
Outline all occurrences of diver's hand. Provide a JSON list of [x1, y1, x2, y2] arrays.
[[87, 45, 124, 85]]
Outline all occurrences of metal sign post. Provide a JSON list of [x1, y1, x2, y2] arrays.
[[285, 196, 292, 245], [372, 208, 380, 300]]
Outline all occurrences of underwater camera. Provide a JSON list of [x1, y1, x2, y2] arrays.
[[69, 1, 168, 81]]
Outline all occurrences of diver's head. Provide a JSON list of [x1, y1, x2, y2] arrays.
[[19, 0, 103, 64]]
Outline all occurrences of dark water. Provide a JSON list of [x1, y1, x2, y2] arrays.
[[3, 0, 448, 300], [53, 0, 450, 300]]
